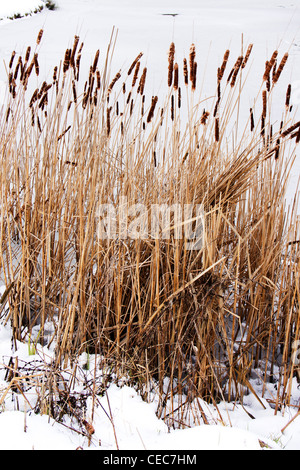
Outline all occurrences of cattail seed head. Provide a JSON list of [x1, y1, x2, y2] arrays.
[[183, 58, 188, 85], [9, 51, 16, 69], [132, 61, 140, 87], [285, 84, 291, 108], [36, 29, 44, 45], [250, 108, 255, 132], [215, 117, 220, 142], [242, 44, 253, 68], [262, 90, 267, 118], [137, 67, 147, 95], [191, 62, 197, 91], [128, 52, 143, 75], [33, 53, 39, 76], [108, 71, 121, 94], [173, 63, 179, 90], [272, 53, 288, 84], [189, 43, 196, 82], [218, 49, 230, 82], [200, 110, 210, 125], [147, 95, 158, 123], [230, 55, 243, 87], [92, 49, 100, 74]]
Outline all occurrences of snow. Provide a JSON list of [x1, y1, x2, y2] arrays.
[[0, 0, 300, 451]]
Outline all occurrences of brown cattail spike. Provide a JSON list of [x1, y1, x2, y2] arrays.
[[173, 63, 179, 91], [132, 61, 140, 87], [285, 84, 291, 108], [9, 51, 16, 69], [201, 110, 210, 125], [147, 96, 158, 123], [250, 108, 255, 132], [183, 58, 188, 85], [36, 29, 44, 45], [262, 90, 267, 118], [272, 53, 288, 84], [137, 67, 147, 95], [191, 62, 197, 91], [33, 53, 39, 76], [230, 56, 243, 87], [92, 49, 100, 74], [189, 43, 196, 82], [218, 49, 230, 82], [215, 117, 220, 142], [242, 44, 253, 69], [108, 71, 121, 94], [168, 42, 175, 87], [128, 52, 143, 76]]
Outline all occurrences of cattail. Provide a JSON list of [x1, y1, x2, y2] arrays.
[[250, 108, 255, 132], [183, 58, 188, 85], [96, 70, 101, 90], [31, 107, 35, 126], [29, 88, 39, 107], [173, 63, 179, 90], [242, 44, 253, 69], [130, 98, 134, 116], [70, 35, 80, 67], [9, 51, 16, 69], [108, 71, 121, 94], [106, 106, 111, 135], [128, 52, 143, 75], [281, 121, 300, 138], [261, 115, 265, 138], [36, 29, 43, 45], [72, 80, 77, 103], [189, 43, 196, 82], [178, 87, 181, 108], [171, 94, 174, 121], [272, 52, 288, 84], [215, 117, 220, 142], [218, 49, 230, 82], [168, 42, 175, 87], [14, 61, 20, 80], [33, 53, 39, 76], [137, 67, 147, 95], [269, 50, 278, 68], [53, 66, 58, 82], [263, 61, 272, 82], [191, 62, 197, 91], [200, 110, 210, 125], [126, 91, 132, 105], [92, 49, 100, 74], [57, 125, 71, 141], [285, 83, 291, 108], [25, 46, 31, 63], [122, 82, 126, 94], [37, 116, 42, 133], [147, 95, 158, 123], [24, 62, 34, 83], [230, 55, 243, 87], [132, 61, 140, 87], [5, 107, 10, 123], [63, 49, 71, 73], [262, 90, 267, 118]]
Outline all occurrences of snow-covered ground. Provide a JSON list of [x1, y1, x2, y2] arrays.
[[0, 0, 300, 451]]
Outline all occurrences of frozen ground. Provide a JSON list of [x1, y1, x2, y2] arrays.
[[0, 0, 300, 451]]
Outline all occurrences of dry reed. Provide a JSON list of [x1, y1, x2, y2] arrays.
[[0, 34, 299, 425]]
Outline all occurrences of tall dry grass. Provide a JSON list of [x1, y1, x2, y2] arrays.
[[0, 29, 299, 421]]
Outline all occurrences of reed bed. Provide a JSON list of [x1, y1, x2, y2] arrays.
[[0, 29, 299, 424]]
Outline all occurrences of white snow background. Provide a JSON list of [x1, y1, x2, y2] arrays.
[[0, 0, 300, 451]]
